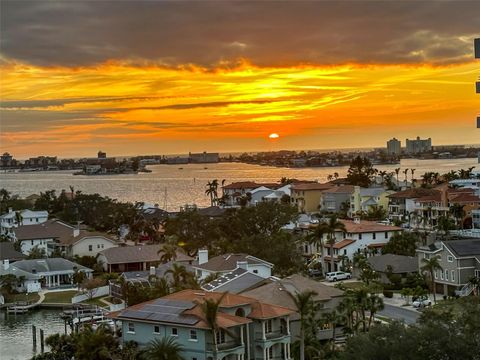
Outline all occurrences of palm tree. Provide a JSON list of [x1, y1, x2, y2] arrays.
[[468, 276, 480, 296], [205, 180, 219, 206], [196, 293, 227, 360], [290, 290, 318, 360], [165, 263, 190, 291], [158, 236, 179, 263], [394, 168, 401, 188], [366, 293, 384, 329], [322, 310, 343, 352], [378, 170, 388, 186], [403, 168, 409, 188], [410, 168, 416, 187], [142, 337, 185, 360], [305, 223, 329, 275], [421, 256, 443, 304], [324, 215, 347, 272]]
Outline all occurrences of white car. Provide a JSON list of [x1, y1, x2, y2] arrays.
[[412, 297, 432, 308], [325, 271, 351, 282]]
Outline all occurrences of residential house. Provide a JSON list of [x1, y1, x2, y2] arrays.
[[320, 185, 354, 213], [417, 238, 480, 296], [222, 182, 281, 207], [349, 186, 394, 217], [387, 188, 439, 223], [366, 254, 418, 284], [290, 182, 334, 213], [0, 208, 48, 236], [302, 218, 402, 272], [98, 244, 193, 272], [192, 251, 273, 280], [242, 274, 344, 340], [111, 289, 295, 360], [0, 257, 92, 292], [13, 219, 118, 257]]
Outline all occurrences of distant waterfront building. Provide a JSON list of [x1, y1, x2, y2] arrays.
[[189, 151, 219, 163], [98, 150, 107, 159], [0, 152, 17, 168], [386, 138, 401, 155], [406, 136, 432, 154]]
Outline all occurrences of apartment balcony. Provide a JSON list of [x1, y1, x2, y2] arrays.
[[255, 330, 290, 342], [206, 341, 245, 356]]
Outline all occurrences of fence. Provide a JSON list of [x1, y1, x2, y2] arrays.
[[71, 285, 109, 304]]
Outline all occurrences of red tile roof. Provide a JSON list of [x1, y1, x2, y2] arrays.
[[332, 239, 356, 249], [291, 183, 334, 191], [341, 219, 402, 233], [387, 188, 439, 199], [323, 185, 355, 194]]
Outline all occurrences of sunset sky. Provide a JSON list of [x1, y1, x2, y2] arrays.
[[1, 1, 479, 158]]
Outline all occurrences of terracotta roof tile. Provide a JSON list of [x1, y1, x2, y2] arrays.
[[332, 239, 356, 249], [341, 219, 402, 233]]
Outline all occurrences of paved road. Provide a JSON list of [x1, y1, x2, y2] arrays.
[[378, 304, 421, 325]]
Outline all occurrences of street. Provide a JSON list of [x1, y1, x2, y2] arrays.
[[378, 303, 421, 325]]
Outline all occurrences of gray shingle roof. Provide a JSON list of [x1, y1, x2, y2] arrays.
[[99, 244, 193, 265], [444, 239, 480, 257], [193, 253, 272, 272], [13, 258, 92, 274], [367, 254, 418, 273], [0, 242, 26, 261]]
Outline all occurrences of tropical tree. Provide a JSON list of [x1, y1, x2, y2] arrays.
[[382, 232, 420, 257], [468, 276, 480, 296], [366, 293, 384, 329], [449, 204, 465, 228], [205, 180, 219, 206], [290, 290, 318, 360], [196, 293, 228, 360], [323, 215, 347, 272], [403, 168, 409, 187], [142, 337, 185, 360], [437, 216, 456, 239], [74, 324, 119, 360], [421, 256, 442, 304], [410, 168, 416, 186], [394, 168, 401, 188], [158, 236, 179, 263], [346, 156, 376, 187]]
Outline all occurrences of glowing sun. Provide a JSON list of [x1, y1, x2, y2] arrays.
[[268, 133, 280, 139]]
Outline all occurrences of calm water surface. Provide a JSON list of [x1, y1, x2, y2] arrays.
[[1, 159, 478, 211], [0, 308, 66, 360]]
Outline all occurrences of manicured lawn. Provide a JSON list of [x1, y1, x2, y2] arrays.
[[340, 281, 364, 289], [43, 290, 78, 304], [5, 293, 41, 304], [81, 297, 108, 307]]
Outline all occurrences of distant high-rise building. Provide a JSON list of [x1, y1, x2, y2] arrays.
[[475, 38, 479, 129], [98, 151, 107, 159], [406, 136, 432, 154], [386, 138, 401, 155]]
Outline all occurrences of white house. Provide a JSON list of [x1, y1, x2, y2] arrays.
[[0, 208, 48, 236], [303, 218, 403, 272], [192, 250, 273, 280], [0, 259, 41, 293], [14, 219, 118, 257], [249, 186, 275, 205]]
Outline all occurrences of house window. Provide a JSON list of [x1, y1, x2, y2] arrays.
[[445, 270, 448, 281], [31, 240, 34, 245], [385, 232, 388, 239], [372, 233, 376, 240], [154, 325, 160, 334], [253, 269, 258, 274], [434, 270, 438, 279], [266, 319, 273, 333], [447, 255, 453, 262], [88, 245, 93, 251], [424, 253, 430, 259], [171, 328, 178, 336], [216, 329, 226, 344], [97, 244, 100, 249], [440, 271, 444, 280], [358, 234, 362, 240], [36, 218, 39, 222], [343, 249, 347, 255], [190, 329, 197, 341], [451, 270, 455, 282], [128, 322, 135, 333]]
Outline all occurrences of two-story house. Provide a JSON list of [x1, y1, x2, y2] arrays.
[[222, 182, 281, 207], [320, 185, 354, 214], [290, 183, 334, 213], [111, 289, 294, 360], [387, 188, 439, 223], [349, 186, 394, 217], [416, 238, 480, 296], [192, 251, 273, 281], [13, 219, 118, 257], [0, 208, 48, 236]]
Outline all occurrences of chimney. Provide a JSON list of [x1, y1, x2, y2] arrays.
[[3, 260, 9, 270], [353, 216, 361, 224], [8, 208, 13, 213], [198, 249, 208, 265], [150, 266, 156, 276], [73, 227, 80, 237], [236, 261, 248, 270]]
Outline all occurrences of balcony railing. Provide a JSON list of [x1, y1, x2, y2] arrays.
[[206, 341, 243, 352], [255, 330, 289, 340]]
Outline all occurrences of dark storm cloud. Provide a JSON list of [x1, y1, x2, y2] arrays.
[[1, 1, 479, 67]]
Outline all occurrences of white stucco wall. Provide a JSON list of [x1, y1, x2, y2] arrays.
[[72, 237, 118, 257]]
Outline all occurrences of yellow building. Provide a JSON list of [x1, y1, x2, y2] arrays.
[[290, 183, 334, 213], [349, 186, 395, 216]]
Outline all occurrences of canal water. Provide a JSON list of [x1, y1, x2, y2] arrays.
[[0, 309, 66, 360]]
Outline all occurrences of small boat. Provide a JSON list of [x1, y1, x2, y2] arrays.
[[178, 167, 183, 170]]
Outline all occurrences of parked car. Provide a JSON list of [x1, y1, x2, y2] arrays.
[[307, 268, 322, 277], [412, 297, 432, 308], [325, 271, 351, 282]]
